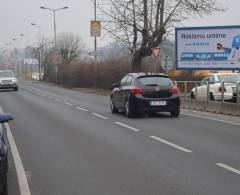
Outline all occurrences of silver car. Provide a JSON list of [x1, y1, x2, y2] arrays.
[[0, 70, 18, 91]]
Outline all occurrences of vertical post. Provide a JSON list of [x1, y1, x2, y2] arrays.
[[94, 0, 98, 87], [54, 11, 57, 49], [221, 82, 224, 102], [184, 81, 187, 98], [207, 82, 210, 102], [236, 82, 239, 106], [195, 82, 198, 99]]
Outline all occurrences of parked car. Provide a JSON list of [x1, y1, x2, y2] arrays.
[[110, 73, 180, 117], [0, 113, 13, 195], [0, 70, 18, 91], [190, 73, 240, 101]]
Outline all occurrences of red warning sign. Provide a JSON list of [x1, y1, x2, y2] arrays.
[[151, 47, 161, 57]]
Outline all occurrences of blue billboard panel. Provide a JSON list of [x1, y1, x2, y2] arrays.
[[175, 26, 240, 70]]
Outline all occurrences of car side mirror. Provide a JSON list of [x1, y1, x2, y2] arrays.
[[0, 113, 14, 124], [112, 82, 120, 89]]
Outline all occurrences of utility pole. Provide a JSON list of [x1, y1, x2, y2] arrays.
[[94, 0, 97, 65]]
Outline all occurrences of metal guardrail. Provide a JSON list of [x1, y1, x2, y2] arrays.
[[175, 81, 240, 106]]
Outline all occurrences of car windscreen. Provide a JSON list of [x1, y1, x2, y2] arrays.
[[136, 76, 173, 87], [0, 71, 14, 78], [217, 74, 240, 83]]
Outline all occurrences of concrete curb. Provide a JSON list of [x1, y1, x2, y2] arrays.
[[181, 99, 240, 117]]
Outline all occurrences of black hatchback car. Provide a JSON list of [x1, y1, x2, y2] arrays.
[[110, 73, 180, 117]]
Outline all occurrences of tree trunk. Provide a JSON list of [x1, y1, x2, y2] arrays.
[[132, 54, 143, 72]]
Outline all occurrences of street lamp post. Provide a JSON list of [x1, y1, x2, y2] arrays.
[[31, 22, 42, 80], [40, 6, 68, 48]]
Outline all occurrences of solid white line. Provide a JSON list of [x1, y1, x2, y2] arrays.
[[64, 102, 73, 106], [149, 136, 193, 153], [182, 112, 240, 126], [0, 107, 31, 195], [76, 107, 88, 112], [92, 113, 109, 120], [114, 122, 140, 132], [216, 163, 240, 175]]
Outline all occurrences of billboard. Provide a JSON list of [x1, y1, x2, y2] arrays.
[[175, 26, 240, 70]]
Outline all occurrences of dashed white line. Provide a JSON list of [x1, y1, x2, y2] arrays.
[[182, 112, 240, 126], [114, 122, 140, 132], [92, 113, 109, 120], [216, 163, 240, 175], [76, 107, 88, 112], [0, 107, 31, 195], [149, 136, 193, 153], [64, 102, 73, 106], [48, 96, 54, 99], [55, 98, 62, 102]]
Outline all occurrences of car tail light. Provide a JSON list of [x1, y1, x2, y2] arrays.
[[131, 86, 144, 94], [219, 86, 226, 92], [169, 86, 179, 94]]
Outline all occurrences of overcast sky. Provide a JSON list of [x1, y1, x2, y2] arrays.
[[0, 0, 239, 50]]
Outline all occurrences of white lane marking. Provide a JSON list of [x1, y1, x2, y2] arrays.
[[48, 96, 54, 99], [76, 107, 88, 112], [92, 113, 109, 120], [0, 107, 31, 195], [64, 102, 73, 106], [55, 98, 62, 102], [114, 122, 140, 132], [182, 112, 240, 126], [216, 163, 240, 175], [41, 94, 47, 97], [149, 136, 193, 153]]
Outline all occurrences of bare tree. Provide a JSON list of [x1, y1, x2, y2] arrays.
[[98, 0, 224, 72], [57, 32, 85, 65]]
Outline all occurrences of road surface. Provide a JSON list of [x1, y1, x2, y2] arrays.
[[0, 80, 239, 195]]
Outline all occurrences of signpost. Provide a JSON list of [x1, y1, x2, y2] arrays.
[[151, 47, 161, 57], [175, 26, 240, 70]]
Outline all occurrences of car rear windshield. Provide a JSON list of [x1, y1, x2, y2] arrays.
[[136, 76, 173, 86], [0, 70, 14, 78], [217, 74, 240, 83]]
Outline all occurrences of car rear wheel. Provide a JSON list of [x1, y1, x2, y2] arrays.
[[209, 93, 215, 101], [170, 108, 180, 117], [110, 98, 118, 113], [190, 91, 196, 99], [125, 99, 135, 118]]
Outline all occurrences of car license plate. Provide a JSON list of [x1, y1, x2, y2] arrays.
[[150, 101, 167, 106]]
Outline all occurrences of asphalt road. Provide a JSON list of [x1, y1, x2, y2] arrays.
[[0, 80, 240, 195]]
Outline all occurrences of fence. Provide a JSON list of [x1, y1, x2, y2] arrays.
[[175, 81, 240, 116]]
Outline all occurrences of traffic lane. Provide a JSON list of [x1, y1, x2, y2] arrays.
[[0, 88, 237, 194], [21, 81, 240, 164], [3, 126, 21, 195]]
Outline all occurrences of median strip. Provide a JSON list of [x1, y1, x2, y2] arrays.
[[114, 122, 140, 132], [216, 163, 240, 175], [149, 136, 193, 153]]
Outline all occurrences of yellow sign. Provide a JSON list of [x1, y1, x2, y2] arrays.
[[91, 21, 101, 37]]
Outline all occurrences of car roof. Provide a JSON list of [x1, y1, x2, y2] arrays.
[[128, 72, 169, 79]]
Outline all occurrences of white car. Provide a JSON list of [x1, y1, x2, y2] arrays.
[[191, 73, 240, 101], [0, 70, 18, 91]]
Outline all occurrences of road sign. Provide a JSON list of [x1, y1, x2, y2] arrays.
[[151, 47, 161, 57], [175, 25, 240, 70], [91, 21, 101, 37], [52, 55, 61, 65]]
